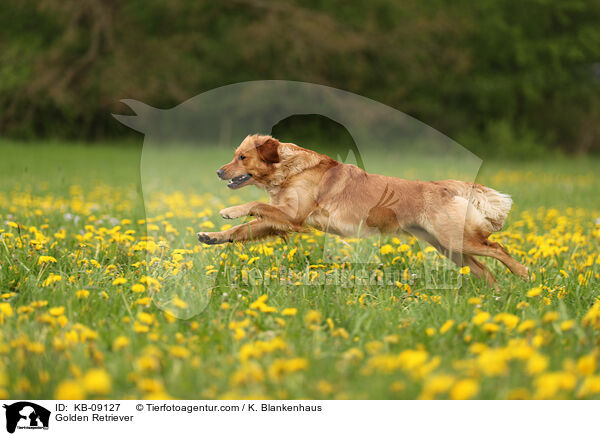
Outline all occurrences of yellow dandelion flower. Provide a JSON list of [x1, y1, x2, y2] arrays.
[[75, 289, 90, 298], [576, 354, 597, 376], [578, 376, 600, 398], [268, 358, 308, 381], [136, 355, 160, 372], [55, 380, 85, 400], [482, 323, 499, 333], [42, 273, 62, 287], [233, 328, 246, 340], [57, 315, 68, 327], [477, 349, 508, 376], [450, 379, 479, 400], [173, 296, 188, 309], [83, 368, 111, 395], [0, 303, 14, 317], [517, 319, 536, 332], [27, 342, 45, 353], [526, 353, 549, 375], [131, 283, 145, 293], [137, 312, 153, 325], [305, 310, 322, 324], [49, 306, 65, 316], [494, 313, 520, 330], [440, 320, 454, 334], [420, 375, 455, 399], [112, 336, 130, 350], [534, 372, 576, 399], [38, 255, 57, 265], [527, 286, 543, 297], [333, 328, 349, 339], [133, 322, 150, 333], [168, 346, 191, 359], [380, 244, 394, 255], [542, 311, 559, 323], [163, 311, 177, 323], [472, 311, 490, 326], [316, 380, 333, 395], [230, 362, 265, 387], [560, 320, 575, 331], [365, 341, 383, 354]]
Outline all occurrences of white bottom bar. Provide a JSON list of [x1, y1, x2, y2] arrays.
[[1, 400, 595, 435]]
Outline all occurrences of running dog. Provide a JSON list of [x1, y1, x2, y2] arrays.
[[197, 134, 529, 286]]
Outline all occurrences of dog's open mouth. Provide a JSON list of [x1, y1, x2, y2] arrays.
[[227, 174, 252, 189]]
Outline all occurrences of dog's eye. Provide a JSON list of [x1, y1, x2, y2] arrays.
[[239, 155, 246, 161]]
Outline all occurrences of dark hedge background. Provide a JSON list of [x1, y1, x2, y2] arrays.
[[1, 0, 599, 156]]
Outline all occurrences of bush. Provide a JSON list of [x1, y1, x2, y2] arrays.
[[459, 120, 550, 159]]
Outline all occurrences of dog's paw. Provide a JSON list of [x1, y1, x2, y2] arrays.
[[197, 232, 221, 245], [219, 206, 244, 220]]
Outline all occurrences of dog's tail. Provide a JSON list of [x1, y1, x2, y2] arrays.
[[447, 181, 513, 232]]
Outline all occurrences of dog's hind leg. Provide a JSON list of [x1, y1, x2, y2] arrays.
[[426, 195, 525, 284], [463, 237, 529, 281], [415, 230, 499, 288], [462, 254, 498, 288], [417, 233, 497, 287], [408, 225, 466, 271], [416, 228, 499, 287]]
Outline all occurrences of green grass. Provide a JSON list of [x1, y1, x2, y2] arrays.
[[0, 140, 599, 400]]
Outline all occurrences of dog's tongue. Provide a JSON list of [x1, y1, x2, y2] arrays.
[[227, 174, 251, 188]]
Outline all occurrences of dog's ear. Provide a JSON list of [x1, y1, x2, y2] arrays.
[[256, 138, 280, 164]]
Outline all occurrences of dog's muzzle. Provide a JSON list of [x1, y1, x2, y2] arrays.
[[227, 174, 252, 189]]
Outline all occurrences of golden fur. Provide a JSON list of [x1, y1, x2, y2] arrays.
[[198, 134, 529, 286]]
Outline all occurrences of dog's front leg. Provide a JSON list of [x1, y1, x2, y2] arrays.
[[198, 219, 288, 245], [220, 201, 296, 222], [220, 201, 274, 220], [219, 202, 260, 219], [220, 201, 306, 232]]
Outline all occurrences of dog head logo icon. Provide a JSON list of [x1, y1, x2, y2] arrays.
[[3, 402, 50, 434]]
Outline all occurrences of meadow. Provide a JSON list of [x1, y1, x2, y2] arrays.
[[0, 140, 599, 400]]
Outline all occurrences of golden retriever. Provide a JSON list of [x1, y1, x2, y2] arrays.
[[198, 134, 529, 286]]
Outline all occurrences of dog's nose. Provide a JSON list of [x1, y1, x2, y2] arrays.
[[216, 169, 225, 179]]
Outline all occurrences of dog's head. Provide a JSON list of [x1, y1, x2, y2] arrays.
[[217, 134, 280, 189], [217, 134, 323, 189]]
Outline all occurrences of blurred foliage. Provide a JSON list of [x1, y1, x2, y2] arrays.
[[0, 0, 599, 156]]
